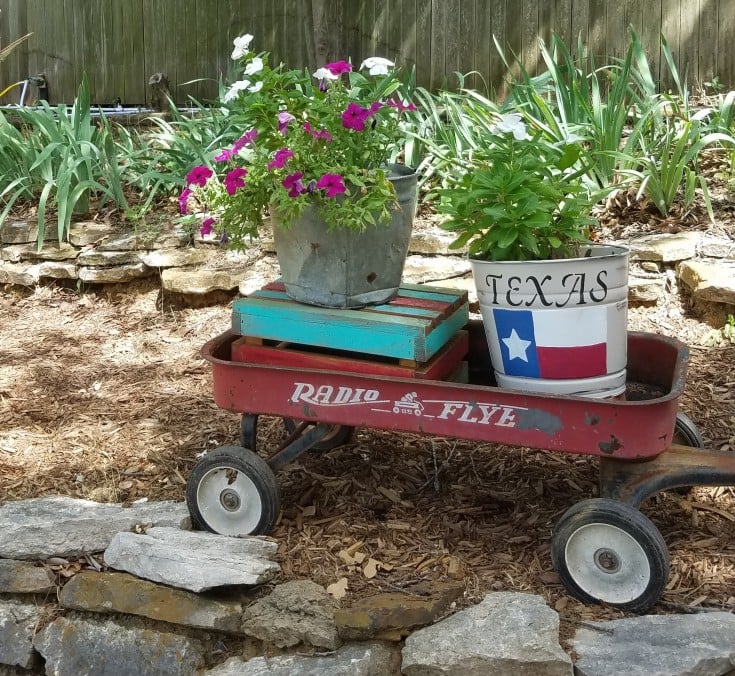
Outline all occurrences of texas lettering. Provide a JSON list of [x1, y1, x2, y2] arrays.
[[481, 271, 608, 307]]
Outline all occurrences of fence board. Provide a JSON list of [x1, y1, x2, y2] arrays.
[[3, 0, 735, 105]]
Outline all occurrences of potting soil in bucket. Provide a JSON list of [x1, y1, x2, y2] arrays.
[[471, 245, 629, 398]]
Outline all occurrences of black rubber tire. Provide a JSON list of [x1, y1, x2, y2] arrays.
[[671, 412, 705, 494], [673, 411, 705, 448], [551, 498, 669, 613], [186, 446, 280, 536], [282, 418, 354, 451], [240, 414, 259, 451]]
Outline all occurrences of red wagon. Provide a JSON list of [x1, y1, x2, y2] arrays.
[[187, 286, 735, 613]]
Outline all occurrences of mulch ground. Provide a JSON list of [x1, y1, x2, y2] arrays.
[[1, 189, 734, 641]]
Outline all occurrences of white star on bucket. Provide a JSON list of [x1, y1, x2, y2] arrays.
[[502, 329, 532, 362]]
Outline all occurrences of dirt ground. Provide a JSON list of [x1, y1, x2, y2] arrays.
[[1, 195, 734, 637]]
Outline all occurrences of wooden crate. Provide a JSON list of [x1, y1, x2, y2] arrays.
[[231, 282, 469, 362], [231, 330, 469, 380]]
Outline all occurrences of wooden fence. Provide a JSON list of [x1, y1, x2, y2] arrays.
[[1, 0, 734, 107]]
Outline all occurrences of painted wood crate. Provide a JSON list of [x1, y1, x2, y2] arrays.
[[231, 282, 469, 363]]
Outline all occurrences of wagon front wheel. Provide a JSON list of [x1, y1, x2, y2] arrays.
[[551, 498, 669, 613], [187, 446, 280, 536]]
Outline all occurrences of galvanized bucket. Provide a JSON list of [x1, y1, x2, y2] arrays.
[[471, 244, 629, 398], [272, 164, 417, 308]]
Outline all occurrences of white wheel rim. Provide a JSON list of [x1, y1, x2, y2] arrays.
[[196, 466, 263, 535], [565, 523, 651, 604]]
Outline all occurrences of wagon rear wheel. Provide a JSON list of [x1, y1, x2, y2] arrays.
[[551, 498, 669, 613], [187, 446, 280, 536], [673, 411, 704, 448]]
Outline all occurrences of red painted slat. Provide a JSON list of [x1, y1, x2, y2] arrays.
[[231, 331, 469, 380]]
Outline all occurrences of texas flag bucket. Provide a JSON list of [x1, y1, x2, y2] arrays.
[[471, 245, 629, 398]]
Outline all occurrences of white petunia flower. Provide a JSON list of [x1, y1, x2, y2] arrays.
[[360, 56, 395, 75], [312, 67, 339, 81], [249, 81, 263, 93], [245, 57, 264, 76], [231, 34, 254, 60], [493, 113, 529, 141], [223, 80, 251, 103]]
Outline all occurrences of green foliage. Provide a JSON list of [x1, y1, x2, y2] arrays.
[[495, 29, 659, 188], [0, 75, 130, 245], [435, 113, 597, 261], [623, 118, 734, 218]]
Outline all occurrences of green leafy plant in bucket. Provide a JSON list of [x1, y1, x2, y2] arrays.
[[436, 112, 597, 261]]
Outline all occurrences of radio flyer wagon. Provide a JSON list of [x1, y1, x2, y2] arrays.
[[187, 282, 735, 613]]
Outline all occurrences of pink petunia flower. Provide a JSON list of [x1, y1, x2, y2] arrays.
[[326, 60, 352, 76], [388, 98, 418, 113], [200, 217, 216, 236], [282, 171, 305, 198], [178, 188, 192, 214], [267, 147, 295, 170], [277, 112, 296, 134], [303, 122, 332, 142], [369, 101, 383, 115], [342, 103, 371, 131], [224, 167, 247, 195], [316, 173, 346, 198], [186, 165, 214, 187], [232, 129, 258, 154], [214, 148, 232, 162]]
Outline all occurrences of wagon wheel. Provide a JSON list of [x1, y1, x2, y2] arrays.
[[240, 414, 259, 451], [282, 418, 354, 451], [551, 498, 669, 613], [671, 412, 705, 494], [673, 411, 705, 448], [187, 445, 280, 536]]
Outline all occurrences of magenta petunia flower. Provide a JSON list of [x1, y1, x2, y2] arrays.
[[178, 188, 192, 214], [326, 60, 352, 76], [342, 103, 371, 131], [316, 173, 346, 198], [232, 129, 258, 154], [186, 165, 214, 187], [282, 171, 305, 197], [303, 122, 332, 142], [224, 167, 247, 195], [199, 217, 216, 236], [267, 147, 295, 170], [369, 101, 383, 115], [388, 98, 418, 113], [277, 112, 296, 134], [214, 148, 232, 162]]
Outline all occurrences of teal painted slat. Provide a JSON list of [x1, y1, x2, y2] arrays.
[[420, 305, 470, 362], [232, 301, 425, 359], [231, 296, 469, 361]]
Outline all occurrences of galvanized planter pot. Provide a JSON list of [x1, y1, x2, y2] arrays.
[[470, 244, 630, 398], [271, 164, 417, 308]]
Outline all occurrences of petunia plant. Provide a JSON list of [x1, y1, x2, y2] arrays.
[[180, 34, 418, 247]]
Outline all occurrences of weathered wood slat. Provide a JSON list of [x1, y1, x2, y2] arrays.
[[230, 330, 469, 381], [232, 284, 469, 362]]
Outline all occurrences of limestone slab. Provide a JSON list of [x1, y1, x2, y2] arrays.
[[0, 599, 44, 670], [141, 248, 211, 268], [162, 266, 250, 293], [78, 262, 151, 283], [1, 219, 58, 244], [678, 259, 735, 305], [0, 559, 55, 594], [103, 526, 280, 592], [629, 232, 699, 262], [0, 497, 189, 559], [59, 571, 244, 633]]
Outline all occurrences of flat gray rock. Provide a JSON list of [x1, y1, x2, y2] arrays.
[[0, 599, 44, 670], [34, 615, 205, 676], [572, 612, 735, 676], [0, 497, 189, 559], [402, 592, 572, 676], [206, 641, 397, 675], [103, 526, 279, 592], [0, 559, 55, 593]]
